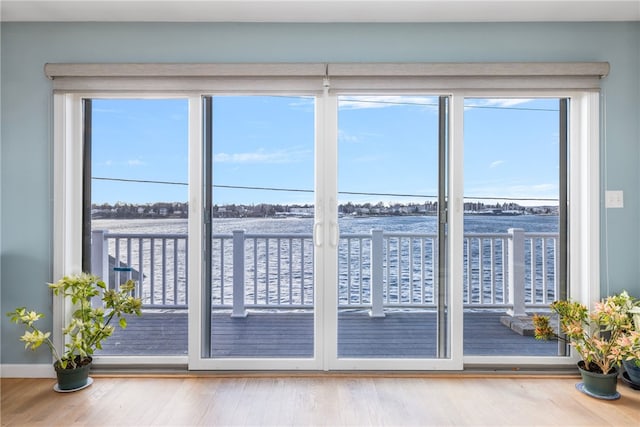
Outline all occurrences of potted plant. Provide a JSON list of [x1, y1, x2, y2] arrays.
[[533, 291, 640, 400], [7, 272, 142, 392], [622, 305, 640, 387]]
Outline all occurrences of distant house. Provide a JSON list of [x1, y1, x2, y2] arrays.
[[290, 207, 314, 216]]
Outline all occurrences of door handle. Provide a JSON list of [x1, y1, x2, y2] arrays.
[[313, 222, 323, 247], [329, 220, 339, 248]]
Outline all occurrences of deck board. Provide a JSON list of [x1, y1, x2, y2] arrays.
[[97, 310, 558, 359]]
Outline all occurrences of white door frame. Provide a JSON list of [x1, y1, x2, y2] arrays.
[[52, 89, 600, 371], [323, 93, 464, 370], [461, 90, 600, 367], [188, 94, 325, 370]]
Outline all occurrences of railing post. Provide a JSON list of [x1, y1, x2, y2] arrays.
[[91, 229, 109, 285], [91, 229, 109, 308], [370, 229, 386, 318], [507, 228, 526, 317], [231, 230, 248, 318]]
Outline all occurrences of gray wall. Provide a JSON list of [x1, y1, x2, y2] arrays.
[[2, 22, 639, 364]]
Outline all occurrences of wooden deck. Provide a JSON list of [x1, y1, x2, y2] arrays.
[[97, 310, 559, 358]]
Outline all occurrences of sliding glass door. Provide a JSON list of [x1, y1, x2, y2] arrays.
[[86, 98, 190, 357], [462, 97, 568, 359], [195, 93, 458, 369], [329, 95, 456, 369], [70, 85, 591, 372], [201, 95, 319, 366]]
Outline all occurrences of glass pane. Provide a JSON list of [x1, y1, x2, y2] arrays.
[[90, 98, 190, 356], [208, 96, 315, 358], [462, 98, 562, 357], [337, 95, 444, 358]]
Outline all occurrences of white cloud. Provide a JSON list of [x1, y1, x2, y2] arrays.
[[214, 148, 310, 164], [338, 129, 360, 143], [287, 97, 315, 110], [353, 154, 382, 163], [92, 108, 123, 114], [128, 159, 145, 166], [337, 97, 537, 111], [485, 98, 535, 107], [338, 96, 439, 110], [339, 129, 384, 144], [465, 182, 559, 205], [465, 98, 535, 109], [490, 160, 505, 168], [518, 183, 557, 194]]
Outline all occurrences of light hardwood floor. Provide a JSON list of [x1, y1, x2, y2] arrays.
[[2, 374, 640, 426]]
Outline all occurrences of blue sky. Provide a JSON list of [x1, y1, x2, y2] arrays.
[[91, 96, 559, 206]]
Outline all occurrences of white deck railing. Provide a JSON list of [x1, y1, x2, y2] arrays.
[[91, 228, 559, 315]]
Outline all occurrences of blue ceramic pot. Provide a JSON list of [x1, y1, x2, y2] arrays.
[[54, 358, 92, 391], [577, 361, 619, 398], [623, 359, 640, 385]]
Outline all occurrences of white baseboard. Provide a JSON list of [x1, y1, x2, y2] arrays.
[[1, 364, 56, 378]]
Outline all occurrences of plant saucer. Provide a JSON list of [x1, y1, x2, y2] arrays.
[[575, 382, 620, 400], [53, 377, 93, 393], [621, 372, 640, 391]]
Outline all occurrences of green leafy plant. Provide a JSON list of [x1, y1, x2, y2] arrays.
[[533, 291, 640, 374], [7, 273, 142, 369], [631, 306, 640, 331]]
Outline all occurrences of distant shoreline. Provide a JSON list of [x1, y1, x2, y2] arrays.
[[91, 202, 558, 220], [92, 211, 560, 220]]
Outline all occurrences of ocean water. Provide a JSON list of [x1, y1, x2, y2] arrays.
[[94, 214, 558, 235]]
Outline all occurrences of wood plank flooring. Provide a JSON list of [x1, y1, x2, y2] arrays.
[[2, 375, 640, 426], [96, 310, 558, 358]]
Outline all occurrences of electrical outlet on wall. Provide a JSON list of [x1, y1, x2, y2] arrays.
[[605, 190, 624, 208]]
